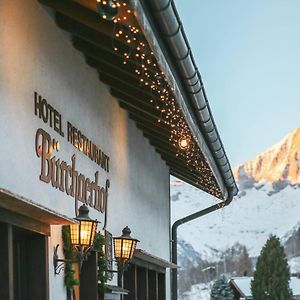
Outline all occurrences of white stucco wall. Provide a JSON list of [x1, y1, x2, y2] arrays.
[[0, 1, 171, 299]]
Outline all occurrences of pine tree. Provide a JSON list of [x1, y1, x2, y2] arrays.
[[251, 235, 293, 300], [210, 275, 234, 300]]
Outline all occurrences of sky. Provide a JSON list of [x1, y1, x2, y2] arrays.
[[174, 0, 300, 167]]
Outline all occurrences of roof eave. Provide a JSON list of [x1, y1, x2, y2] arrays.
[[131, 0, 238, 198]]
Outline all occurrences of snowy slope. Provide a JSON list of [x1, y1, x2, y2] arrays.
[[289, 257, 300, 274], [174, 126, 300, 299], [172, 181, 300, 260], [180, 282, 211, 300], [171, 126, 300, 262]]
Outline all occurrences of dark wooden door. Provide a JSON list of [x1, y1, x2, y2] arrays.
[[0, 222, 48, 300], [13, 226, 48, 300]]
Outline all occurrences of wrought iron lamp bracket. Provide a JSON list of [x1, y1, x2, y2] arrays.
[[106, 259, 130, 277], [116, 259, 130, 273], [53, 244, 90, 275]]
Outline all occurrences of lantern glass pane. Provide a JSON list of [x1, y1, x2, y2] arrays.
[[128, 240, 137, 259], [90, 222, 97, 245], [121, 239, 133, 260], [80, 221, 94, 246], [70, 224, 80, 245], [113, 238, 122, 259], [70, 221, 97, 247]]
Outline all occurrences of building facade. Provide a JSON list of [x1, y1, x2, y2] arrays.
[[0, 1, 237, 299]]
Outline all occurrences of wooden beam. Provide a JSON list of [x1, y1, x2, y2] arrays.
[[129, 114, 172, 137], [146, 139, 182, 158], [118, 98, 160, 121], [56, 13, 127, 59], [110, 88, 160, 119], [55, 12, 159, 74], [136, 123, 170, 140], [164, 163, 200, 183], [171, 170, 204, 191], [0, 207, 50, 236], [170, 170, 221, 198], [40, 0, 114, 36], [0, 188, 75, 226], [86, 57, 137, 84], [72, 36, 137, 75], [99, 71, 156, 103], [150, 146, 199, 172], [141, 131, 173, 148]]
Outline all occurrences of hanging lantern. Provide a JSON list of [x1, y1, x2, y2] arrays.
[[96, 0, 118, 21], [113, 226, 139, 261], [53, 204, 99, 274], [70, 204, 98, 249]]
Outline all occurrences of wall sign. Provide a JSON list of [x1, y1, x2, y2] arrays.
[[34, 92, 110, 228]]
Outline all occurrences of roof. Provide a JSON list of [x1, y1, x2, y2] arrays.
[[137, 0, 238, 198], [133, 249, 178, 270], [230, 276, 300, 298], [290, 277, 300, 296], [230, 277, 252, 298], [39, 0, 237, 200]]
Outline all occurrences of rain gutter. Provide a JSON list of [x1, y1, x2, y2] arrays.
[[131, 0, 238, 197], [171, 188, 235, 300]]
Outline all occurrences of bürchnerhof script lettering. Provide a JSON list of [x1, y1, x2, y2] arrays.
[[34, 92, 110, 228], [34, 92, 110, 173]]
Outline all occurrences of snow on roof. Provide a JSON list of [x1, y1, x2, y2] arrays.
[[231, 277, 252, 297], [231, 277, 300, 297], [290, 277, 300, 296]]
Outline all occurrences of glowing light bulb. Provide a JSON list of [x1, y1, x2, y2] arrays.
[[178, 136, 190, 150], [81, 229, 88, 239]]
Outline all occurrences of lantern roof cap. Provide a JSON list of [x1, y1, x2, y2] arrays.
[[75, 204, 99, 223], [119, 226, 140, 242]]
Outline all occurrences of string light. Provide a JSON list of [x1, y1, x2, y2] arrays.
[[96, 0, 223, 199], [97, 0, 118, 21], [178, 136, 190, 150]]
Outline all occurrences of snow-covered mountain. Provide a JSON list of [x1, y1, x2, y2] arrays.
[[172, 180, 300, 260], [173, 126, 300, 298], [171, 125, 300, 266], [233, 126, 300, 187]]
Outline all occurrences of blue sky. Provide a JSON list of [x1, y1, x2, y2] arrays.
[[175, 0, 300, 166]]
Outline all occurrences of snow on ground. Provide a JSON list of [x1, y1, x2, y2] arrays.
[[171, 180, 300, 260], [180, 282, 211, 300], [289, 256, 300, 274]]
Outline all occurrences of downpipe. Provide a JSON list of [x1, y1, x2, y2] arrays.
[[171, 189, 235, 300]]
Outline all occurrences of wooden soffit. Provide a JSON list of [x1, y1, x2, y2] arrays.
[[0, 188, 76, 235]]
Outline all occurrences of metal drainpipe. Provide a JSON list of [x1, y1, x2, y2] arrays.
[[171, 189, 234, 300]]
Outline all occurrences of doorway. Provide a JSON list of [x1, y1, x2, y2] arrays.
[[0, 221, 48, 300]]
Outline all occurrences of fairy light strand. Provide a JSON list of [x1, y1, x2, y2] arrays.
[[97, 0, 223, 199]]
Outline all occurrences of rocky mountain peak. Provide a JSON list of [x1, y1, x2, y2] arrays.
[[233, 126, 300, 187]]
